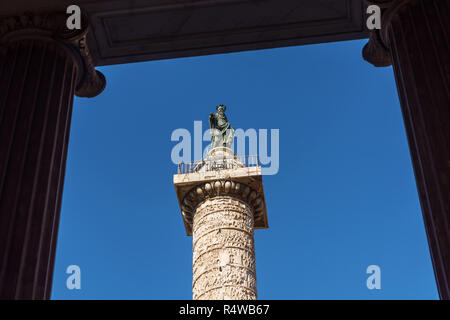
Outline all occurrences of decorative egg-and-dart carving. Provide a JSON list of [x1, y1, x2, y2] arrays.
[[180, 180, 265, 229]]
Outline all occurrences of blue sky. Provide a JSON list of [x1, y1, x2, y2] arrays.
[[51, 39, 438, 299]]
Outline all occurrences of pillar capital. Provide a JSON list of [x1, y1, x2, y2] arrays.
[[174, 148, 268, 236], [180, 179, 266, 234], [363, 0, 419, 67], [0, 12, 105, 97]]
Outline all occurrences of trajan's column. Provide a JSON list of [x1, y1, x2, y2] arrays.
[[174, 105, 268, 300]]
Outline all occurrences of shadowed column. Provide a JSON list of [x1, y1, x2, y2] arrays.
[[0, 13, 105, 299], [363, 0, 450, 299]]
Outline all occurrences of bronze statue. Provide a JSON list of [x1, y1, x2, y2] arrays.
[[209, 104, 235, 148]]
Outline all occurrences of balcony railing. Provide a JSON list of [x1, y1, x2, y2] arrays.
[[177, 155, 259, 174]]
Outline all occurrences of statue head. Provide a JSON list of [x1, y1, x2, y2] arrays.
[[216, 104, 226, 114]]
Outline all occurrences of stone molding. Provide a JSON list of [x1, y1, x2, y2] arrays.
[[82, 0, 368, 66], [181, 179, 265, 229], [0, 12, 105, 97], [362, 23, 392, 67]]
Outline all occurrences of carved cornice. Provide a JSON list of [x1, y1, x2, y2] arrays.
[[0, 12, 105, 98], [181, 180, 265, 229]]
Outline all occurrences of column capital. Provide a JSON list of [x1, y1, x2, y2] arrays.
[[174, 148, 269, 236], [363, 0, 418, 67], [0, 12, 105, 97], [180, 180, 266, 235]]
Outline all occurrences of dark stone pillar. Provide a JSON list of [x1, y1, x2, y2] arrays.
[[364, 0, 450, 299], [0, 13, 105, 299]]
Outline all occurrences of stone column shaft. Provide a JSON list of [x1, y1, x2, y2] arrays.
[[364, 0, 450, 299], [0, 13, 105, 299], [174, 148, 268, 300], [193, 196, 257, 300], [0, 38, 78, 299], [389, 0, 450, 300]]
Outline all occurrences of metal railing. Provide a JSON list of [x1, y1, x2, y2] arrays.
[[177, 155, 259, 174]]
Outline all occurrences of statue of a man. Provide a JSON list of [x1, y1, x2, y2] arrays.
[[209, 104, 235, 148]]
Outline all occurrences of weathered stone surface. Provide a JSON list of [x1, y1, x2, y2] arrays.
[[174, 147, 268, 236], [174, 147, 267, 300], [193, 197, 257, 300]]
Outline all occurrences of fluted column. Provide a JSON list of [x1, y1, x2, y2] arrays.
[[363, 0, 450, 299], [0, 13, 105, 299]]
